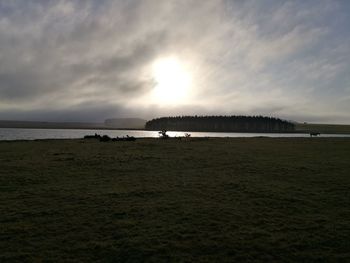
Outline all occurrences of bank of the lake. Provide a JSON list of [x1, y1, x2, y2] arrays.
[[1, 138, 349, 262]]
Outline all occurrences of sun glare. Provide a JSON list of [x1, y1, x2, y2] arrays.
[[151, 57, 192, 104]]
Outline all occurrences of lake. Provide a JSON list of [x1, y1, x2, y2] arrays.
[[1, 128, 350, 141]]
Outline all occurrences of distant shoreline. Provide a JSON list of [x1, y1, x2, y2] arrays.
[[1, 126, 350, 135], [1, 121, 350, 134], [0, 126, 318, 134], [0, 119, 146, 131], [0, 126, 144, 131]]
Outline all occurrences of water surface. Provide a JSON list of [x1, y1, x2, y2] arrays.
[[1, 128, 350, 141]]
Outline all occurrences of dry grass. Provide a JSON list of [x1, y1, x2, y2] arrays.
[[1, 138, 350, 262]]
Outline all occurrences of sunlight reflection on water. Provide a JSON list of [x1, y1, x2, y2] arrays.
[[1, 128, 350, 141]]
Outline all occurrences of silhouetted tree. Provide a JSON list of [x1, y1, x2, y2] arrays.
[[159, 130, 169, 138]]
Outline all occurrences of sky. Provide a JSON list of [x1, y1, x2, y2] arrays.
[[0, 0, 349, 123]]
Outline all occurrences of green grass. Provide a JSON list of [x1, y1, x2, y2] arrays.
[[295, 123, 350, 134], [1, 138, 350, 262]]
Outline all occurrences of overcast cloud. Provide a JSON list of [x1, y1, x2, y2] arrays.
[[0, 0, 349, 123]]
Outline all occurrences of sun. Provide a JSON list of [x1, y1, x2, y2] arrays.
[[151, 56, 192, 104]]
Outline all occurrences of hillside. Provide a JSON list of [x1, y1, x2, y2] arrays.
[[295, 123, 350, 134], [104, 118, 146, 129], [0, 118, 146, 130], [0, 120, 106, 129]]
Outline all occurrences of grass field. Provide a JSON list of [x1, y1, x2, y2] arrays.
[[295, 123, 350, 134], [1, 138, 350, 262]]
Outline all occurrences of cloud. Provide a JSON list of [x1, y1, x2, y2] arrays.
[[0, 0, 350, 123]]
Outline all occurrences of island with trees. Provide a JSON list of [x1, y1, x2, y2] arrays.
[[145, 115, 295, 133]]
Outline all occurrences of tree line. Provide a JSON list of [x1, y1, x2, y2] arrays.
[[145, 116, 295, 133]]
